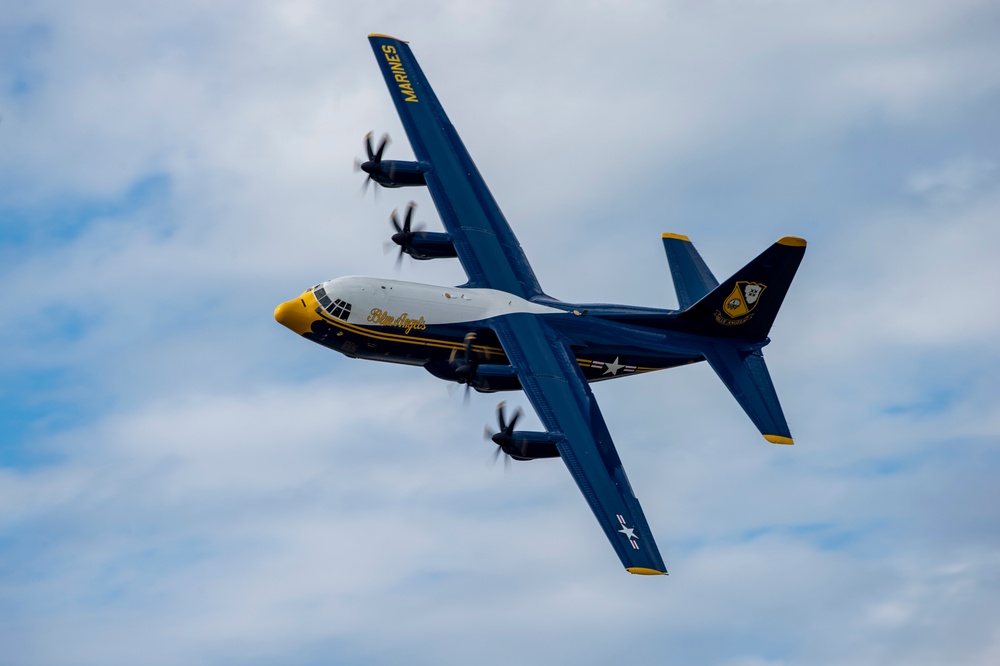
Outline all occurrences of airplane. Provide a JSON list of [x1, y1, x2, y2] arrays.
[[274, 34, 806, 576]]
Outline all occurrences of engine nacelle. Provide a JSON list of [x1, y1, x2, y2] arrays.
[[473, 363, 521, 392], [499, 431, 561, 461], [423, 360, 521, 391], [396, 231, 457, 260], [362, 159, 430, 188]]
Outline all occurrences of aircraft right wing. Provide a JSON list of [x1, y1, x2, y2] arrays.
[[490, 314, 668, 575]]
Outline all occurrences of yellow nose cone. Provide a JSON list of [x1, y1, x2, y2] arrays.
[[274, 293, 319, 335]]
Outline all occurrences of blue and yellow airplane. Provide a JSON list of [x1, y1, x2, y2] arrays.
[[275, 35, 806, 575]]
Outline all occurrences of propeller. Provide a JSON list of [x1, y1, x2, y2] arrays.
[[388, 202, 425, 267], [484, 401, 524, 469], [355, 132, 391, 195], [449, 332, 480, 402]]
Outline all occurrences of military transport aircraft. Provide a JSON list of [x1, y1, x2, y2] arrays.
[[274, 34, 806, 575]]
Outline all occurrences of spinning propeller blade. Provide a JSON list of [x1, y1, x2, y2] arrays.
[[484, 402, 524, 469], [447, 332, 481, 402], [389, 202, 425, 263], [357, 132, 390, 195]]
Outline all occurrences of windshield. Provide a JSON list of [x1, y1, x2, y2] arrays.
[[313, 285, 352, 321]]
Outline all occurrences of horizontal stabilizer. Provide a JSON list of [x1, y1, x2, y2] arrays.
[[662, 233, 719, 309], [680, 237, 806, 340], [702, 341, 793, 443]]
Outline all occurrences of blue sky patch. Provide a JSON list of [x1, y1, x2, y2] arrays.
[[883, 387, 961, 417], [0, 367, 85, 468], [0, 173, 174, 248], [0, 22, 51, 98]]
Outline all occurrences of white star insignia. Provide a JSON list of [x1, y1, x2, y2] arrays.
[[618, 525, 637, 540], [603, 356, 625, 376]]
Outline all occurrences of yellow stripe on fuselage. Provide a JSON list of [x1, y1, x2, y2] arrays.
[[313, 296, 502, 355]]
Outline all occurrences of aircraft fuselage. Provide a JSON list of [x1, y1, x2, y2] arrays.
[[274, 277, 703, 391]]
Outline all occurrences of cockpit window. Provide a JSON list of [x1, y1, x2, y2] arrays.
[[330, 299, 352, 320], [313, 286, 352, 321]]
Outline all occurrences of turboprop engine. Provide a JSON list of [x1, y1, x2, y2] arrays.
[[355, 132, 429, 190], [485, 402, 561, 463]]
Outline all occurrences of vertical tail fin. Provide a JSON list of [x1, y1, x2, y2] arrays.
[[679, 237, 806, 340], [661, 233, 719, 309]]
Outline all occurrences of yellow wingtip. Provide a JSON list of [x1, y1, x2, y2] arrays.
[[661, 232, 691, 242], [764, 434, 795, 445], [626, 567, 668, 576], [777, 236, 807, 247]]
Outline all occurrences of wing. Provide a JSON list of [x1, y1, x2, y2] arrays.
[[491, 314, 668, 575], [368, 34, 544, 300]]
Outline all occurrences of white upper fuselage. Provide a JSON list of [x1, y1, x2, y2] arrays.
[[321, 276, 565, 327]]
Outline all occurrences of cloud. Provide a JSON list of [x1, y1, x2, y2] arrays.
[[907, 158, 997, 203]]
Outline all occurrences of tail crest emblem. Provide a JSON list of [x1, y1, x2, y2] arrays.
[[717, 281, 767, 325]]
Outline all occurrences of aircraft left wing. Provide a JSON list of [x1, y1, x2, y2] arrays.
[[490, 314, 668, 575], [367, 34, 544, 301]]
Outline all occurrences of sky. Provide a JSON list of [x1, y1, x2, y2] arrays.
[[2, 1, 999, 664]]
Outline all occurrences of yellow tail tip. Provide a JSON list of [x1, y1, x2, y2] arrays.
[[626, 567, 668, 576], [764, 434, 795, 445], [777, 236, 807, 247], [661, 232, 691, 242], [369, 33, 407, 42]]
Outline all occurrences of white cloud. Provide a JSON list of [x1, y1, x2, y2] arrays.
[[908, 158, 997, 203]]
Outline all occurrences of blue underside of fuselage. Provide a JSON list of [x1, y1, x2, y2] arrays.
[[303, 308, 704, 391]]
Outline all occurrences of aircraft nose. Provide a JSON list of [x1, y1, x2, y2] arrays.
[[274, 294, 318, 335]]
